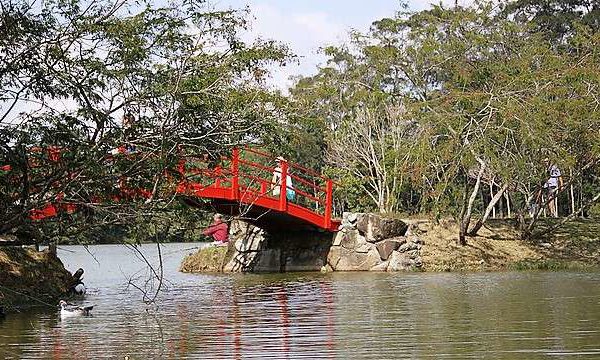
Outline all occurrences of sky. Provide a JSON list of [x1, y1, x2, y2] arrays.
[[211, 0, 472, 90], [3, 0, 472, 122]]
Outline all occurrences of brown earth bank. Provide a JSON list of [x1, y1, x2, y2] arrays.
[[415, 218, 600, 271], [0, 247, 72, 313], [180, 217, 600, 274]]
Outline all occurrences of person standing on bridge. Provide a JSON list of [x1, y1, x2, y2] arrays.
[[203, 213, 229, 246], [272, 157, 295, 201]]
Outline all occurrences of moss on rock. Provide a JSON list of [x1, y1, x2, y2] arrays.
[[179, 245, 232, 273]]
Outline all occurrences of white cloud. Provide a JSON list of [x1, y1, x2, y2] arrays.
[[242, 3, 348, 92], [241, 0, 477, 91]]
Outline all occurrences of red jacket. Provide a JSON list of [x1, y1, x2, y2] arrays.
[[203, 221, 229, 242]]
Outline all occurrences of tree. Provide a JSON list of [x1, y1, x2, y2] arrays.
[[0, 0, 292, 243], [287, 28, 426, 214], [394, 3, 600, 243], [290, 0, 600, 244], [501, 0, 600, 42]]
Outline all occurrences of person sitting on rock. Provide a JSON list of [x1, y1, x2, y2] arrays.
[[203, 213, 229, 246]]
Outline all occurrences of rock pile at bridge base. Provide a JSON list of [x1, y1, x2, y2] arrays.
[[180, 212, 423, 273], [327, 213, 422, 271]]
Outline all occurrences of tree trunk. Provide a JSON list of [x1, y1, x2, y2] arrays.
[[468, 182, 509, 236], [459, 164, 485, 245], [458, 178, 469, 246], [490, 184, 496, 218], [498, 186, 505, 218], [505, 191, 511, 218], [569, 168, 575, 215]]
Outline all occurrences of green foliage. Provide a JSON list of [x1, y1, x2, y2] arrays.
[[501, 0, 600, 42], [0, 0, 293, 243], [289, 0, 600, 235]]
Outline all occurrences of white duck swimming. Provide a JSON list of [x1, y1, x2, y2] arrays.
[[59, 300, 94, 318]]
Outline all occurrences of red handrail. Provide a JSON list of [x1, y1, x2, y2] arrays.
[[176, 147, 338, 229], [19, 146, 339, 231], [244, 146, 326, 179]]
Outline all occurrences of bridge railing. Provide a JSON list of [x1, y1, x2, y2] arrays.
[[177, 147, 335, 228], [237, 148, 332, 219], [16, 145, 337, 229]]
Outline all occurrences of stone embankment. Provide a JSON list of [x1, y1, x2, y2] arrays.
[[180, 213, 423, 273], [180, 215, 600, 273], [328, 213, 423, 271]]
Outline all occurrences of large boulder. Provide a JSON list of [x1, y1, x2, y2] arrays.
[[339, 232, 358, 249], [375, 238, 406, 260], [231, 221, 266, 252], [327, 246, 343, 269], [356, 214, 408, 242], [216, 221, 269, 272], [337, 212, 359, 231], [331, 247, 381, 271], [332, 231, 344, 246], [370, 260, 390, 271], [355, 242, 373, 254], [387, 251, 414, 272]]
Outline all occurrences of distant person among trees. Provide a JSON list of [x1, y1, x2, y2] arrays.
[[203, 213, 229, 246], [541, 158, 563, 217], [272, 156, 295, 201], [109, 111, 137, 155], [122, 111, 134, 130], [0, 164, 11, 176]]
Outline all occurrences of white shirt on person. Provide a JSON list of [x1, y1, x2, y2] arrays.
[[544, 165, 561, 188], [272, 167, 293, 196]]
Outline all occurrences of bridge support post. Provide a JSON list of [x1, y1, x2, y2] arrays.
[[324, 179, 333, 229], [231, 148, 240, 200]]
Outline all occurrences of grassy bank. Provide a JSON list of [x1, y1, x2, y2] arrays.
[[179, 246, 232, 273], [0, 247, 72, 312], [416, 218, 600, 272]]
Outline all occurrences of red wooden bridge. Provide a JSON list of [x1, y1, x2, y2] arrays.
[[13, 147, 341, 232], [175, 148, 340, 232]]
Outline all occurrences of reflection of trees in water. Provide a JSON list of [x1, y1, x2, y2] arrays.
[[0, 311, 52, 358], [2, 276, 339, 358], [166, 303, 191, 358], [176, 278, 338, 358], [276, 286, 290, 355], [229, 279, 336, 357], [321, 281, 336, 356], [4, 274, 600, 358]]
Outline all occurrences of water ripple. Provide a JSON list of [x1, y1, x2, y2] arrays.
[[1, 244, 600, 359]]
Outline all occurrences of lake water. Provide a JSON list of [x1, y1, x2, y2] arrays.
[[1, 243, 599, 359]]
